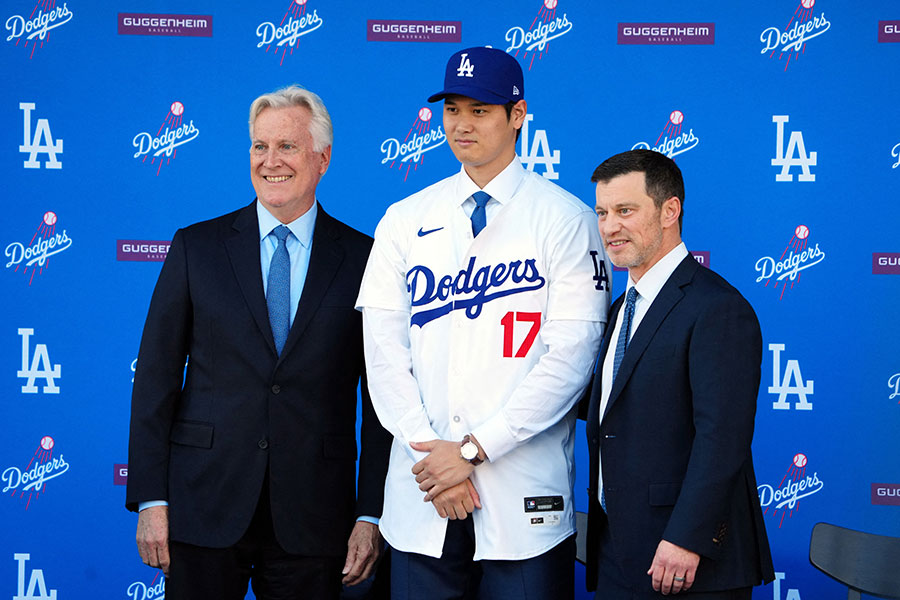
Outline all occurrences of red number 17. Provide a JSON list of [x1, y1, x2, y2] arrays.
[[500, 312, 542, 358]]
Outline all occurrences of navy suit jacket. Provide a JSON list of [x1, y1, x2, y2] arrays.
[[126, 201, 391, 558], [585, 255, 774, 593]]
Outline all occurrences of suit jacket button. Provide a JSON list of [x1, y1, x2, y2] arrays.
[[258, 439, 269, 449], [271, 384, 281, 394]]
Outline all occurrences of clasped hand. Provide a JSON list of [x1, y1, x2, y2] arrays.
[[410, 439, 481, 519]]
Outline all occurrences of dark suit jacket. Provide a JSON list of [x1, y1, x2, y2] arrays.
[[585, 255, 774, 593], [126, 201, 391, 558]]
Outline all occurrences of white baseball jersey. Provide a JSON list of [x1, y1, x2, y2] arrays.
[[356, 159, 611, 560]]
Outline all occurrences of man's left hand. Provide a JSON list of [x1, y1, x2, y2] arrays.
[[647, 539, 700, 595], [342, 521, 381, 586], [410, 439, 474, 501]]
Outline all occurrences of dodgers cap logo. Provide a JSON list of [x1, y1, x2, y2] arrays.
[[428, 46, 525, 105]]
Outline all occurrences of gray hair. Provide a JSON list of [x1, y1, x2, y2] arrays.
[[248, 85, 333, 152]]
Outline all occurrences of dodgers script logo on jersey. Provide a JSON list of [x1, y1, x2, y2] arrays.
[[5, 1, 73, 59], [3, 436, 68, 510], [632, 110, 700, 159], [381, 106, 446, 181], [5, 212, 72, 285], [758, 453, 824, 528], [255, 0, 323, 66], [760, 0, 830, 71], [408, 256, 546, 327], [755, 225, 824, 299], [132, 101, 199, 176], [502, 0, 572, 70]]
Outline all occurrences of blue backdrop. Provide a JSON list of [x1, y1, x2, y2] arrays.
[[3, 1, 899, 599]]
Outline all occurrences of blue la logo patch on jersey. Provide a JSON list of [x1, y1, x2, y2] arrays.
[[407, 256, 546, 327]]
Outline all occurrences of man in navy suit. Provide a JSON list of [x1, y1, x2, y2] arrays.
[[126, 85, 391, 600], [585, 149, 774, 599]]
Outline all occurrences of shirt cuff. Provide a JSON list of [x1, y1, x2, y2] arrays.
[[356, 516, 379, 526], [138, 500, 168, 511]]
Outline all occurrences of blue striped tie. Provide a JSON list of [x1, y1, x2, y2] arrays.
[[612, 286, 638, 383], [267, 225, 291, 356], [470, 191, 491, 237]]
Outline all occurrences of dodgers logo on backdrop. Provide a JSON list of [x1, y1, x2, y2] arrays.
[[760, 0, 830, 71], [772, 115, 816, 181], [380, 107, 446, 181], [13, 553, 58, 599], [126, 570, 165, 600], [519, 114, 560, 180], [768, 343, 814, 410], [632, 110, 700, 159], [19, 102, 62, 169], [503, 0, 572, 70], [132, 101, 199, 176], [889, 372, 900, 403], [891, 141, 899, 169], [407, 256, 546, 328], [18, 328, 61, 394], [773, 572, 803, 600], [255, 0, 323, 66], [755, 224, 824, 299], [617, 22, 715, 45], [5, 2, 73, 58], [3, 436, 68, 510], [758, 453, 824, 528], [5, 212, 72, 285]]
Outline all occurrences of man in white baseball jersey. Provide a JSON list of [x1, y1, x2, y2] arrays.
[[356, 46, 611, 599]]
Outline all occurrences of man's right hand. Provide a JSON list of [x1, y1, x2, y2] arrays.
[[429, 479, 481, 520], [136, 505, 170, 576]]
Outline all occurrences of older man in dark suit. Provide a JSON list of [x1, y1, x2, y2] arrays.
[[585, 149, 774, 599], [126, 85, 391, 600]]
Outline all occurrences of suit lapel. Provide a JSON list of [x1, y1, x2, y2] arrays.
[[603, 256, 699, 420], [224, 202, 276, 352], [278, 207, 345, 361]]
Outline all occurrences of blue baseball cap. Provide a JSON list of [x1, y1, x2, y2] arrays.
[[428, 46, 524, 105]]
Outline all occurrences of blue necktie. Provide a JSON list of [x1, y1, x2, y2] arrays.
[[470, 191, 491, 237], [267, 225, 291, 356], [612, 286, 638, 383]]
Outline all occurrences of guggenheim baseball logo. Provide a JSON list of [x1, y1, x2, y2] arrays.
[[632, 110, 700, 159], [381, 107, 446, 181], [758, 453, 824, 528], [503, 0, 573, 70], [256, 0, 323, 66], [5, 212, 72, 285], [760, 0, 830, 71], [873, 252, 900, 275], [878, 21, 900, 43], [118, 12, 212, 37], [117, 240, 171, 262], [133, 101, 199, 176], [367, 19, 460, 43], [755, 225, 824, 299], [872, 483, 900, 506], [5, 1, 73, 59], [3, 436, 68, 510], [618, 22, 714, 45]]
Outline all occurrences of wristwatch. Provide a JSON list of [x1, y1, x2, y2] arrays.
[[460, 434, 483, 466]]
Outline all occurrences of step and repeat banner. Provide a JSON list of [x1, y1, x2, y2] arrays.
[[2, 1, 898, 598]]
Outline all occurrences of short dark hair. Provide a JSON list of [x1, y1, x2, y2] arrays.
[[591, 149, 685, 231]]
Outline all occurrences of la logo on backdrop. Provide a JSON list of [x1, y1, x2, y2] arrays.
[[2, 436, 69, 510], [758, 452, 824, 528], [132, 101, 200, 176], [4, 1, 73, 59], [632, 110, 700, 159], [255, 0, 323, 66], [760, 0, 831, 71], [5, 212, 72, 285], [502, 0, 573, 70]]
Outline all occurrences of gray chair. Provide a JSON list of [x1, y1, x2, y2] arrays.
[[809, 522, 900, 600]]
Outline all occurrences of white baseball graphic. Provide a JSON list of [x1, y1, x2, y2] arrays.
[[801, 0, 815, 9], [669, 110, 684, 125], [295, 0, 308, 4], [43, 211, 57, 226], [793, 453, 807, 468], [41, 436, 55, 450], [544, 0, 558, 9], [795, 224, 809, 240], [418, 107, 432, 122], [170, 101, 184, 116]]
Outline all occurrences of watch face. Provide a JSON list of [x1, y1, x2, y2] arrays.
[[461, 442, 478, 460]]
